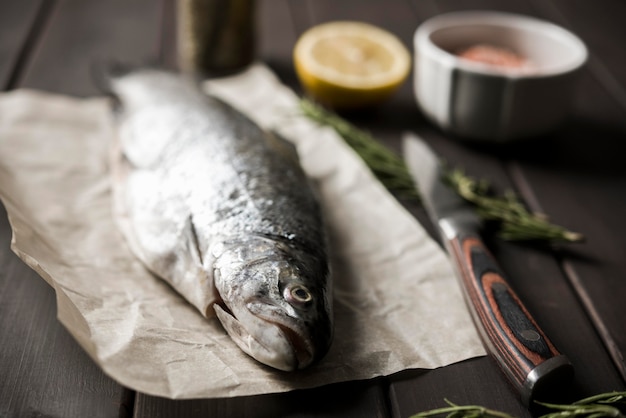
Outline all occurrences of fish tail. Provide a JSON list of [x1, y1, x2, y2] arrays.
[[90, 58, 167, 92], [90, 58, 167, 114]]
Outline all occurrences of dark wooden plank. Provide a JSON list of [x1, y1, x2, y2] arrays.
[[302, 0, 419, 47], [478, 0, 626, 383], [370, 0, 626, 415], [0, 2, 130, 416], [260, 0, 302, 91], [0, 0, 167, 417], [390, 358, 529, 418], [496, 24, 626, 378], [2, 1, 623, 418], [503, 73, 626, 381], [539, 0, 626, 112], [423, 0, 533, 14], [158, 0, 178, 71], [0, 0, 44, 88], [388, 126, 626, 417], [0, 205, 132, 418], [136, 379, 388, 418], [424, 1, 626, 385], [484, 218, 626, 395], [19, 0, 164, 96]]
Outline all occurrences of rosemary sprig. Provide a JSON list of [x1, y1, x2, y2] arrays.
[[537, 391, 626, 418], [298, 98, 583, 243], [298, 98, 419, 201], [410, 392, 626, 418], [444, 169, 584, 243], [411, 399, 516, 418]]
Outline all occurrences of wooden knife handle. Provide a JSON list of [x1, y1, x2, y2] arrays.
[[446, 233, 574, 405]]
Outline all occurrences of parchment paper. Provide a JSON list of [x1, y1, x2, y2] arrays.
[[0, 64, 484, 399]]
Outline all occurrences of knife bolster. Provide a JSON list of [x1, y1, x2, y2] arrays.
[[438, 215, 481, 241], [524, 354, 574, 406]]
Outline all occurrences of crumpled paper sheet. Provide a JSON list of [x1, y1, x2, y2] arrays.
[[0, 64, 484, 399]]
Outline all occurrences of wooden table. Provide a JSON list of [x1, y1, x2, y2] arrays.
[[1, 1, 625, 417]]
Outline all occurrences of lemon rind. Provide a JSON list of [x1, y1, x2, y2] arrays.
[[294, 21, 411, 90]]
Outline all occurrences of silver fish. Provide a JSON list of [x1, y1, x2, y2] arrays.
[[108, 69, 332, 371]]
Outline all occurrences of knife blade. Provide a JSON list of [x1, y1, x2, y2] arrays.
[[402, 132, 573, 406]]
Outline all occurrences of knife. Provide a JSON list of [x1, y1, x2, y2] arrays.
[[403, 133, 573, 406]]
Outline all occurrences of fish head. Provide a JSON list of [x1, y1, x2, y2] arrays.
[[213, 241, 332, 371]]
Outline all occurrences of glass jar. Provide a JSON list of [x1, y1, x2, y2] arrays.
[[177, 0, 256, 76]]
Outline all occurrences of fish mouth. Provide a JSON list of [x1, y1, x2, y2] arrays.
[[213, 303, 314, 371]]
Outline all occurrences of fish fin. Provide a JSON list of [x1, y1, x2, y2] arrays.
[[187, 215, 205, 267], [90, 58, 164, 94], [111, 160, 218, 318], [265, 130, 320, 201], [175, 215, 219, 318], [265, 130, 301, 166]]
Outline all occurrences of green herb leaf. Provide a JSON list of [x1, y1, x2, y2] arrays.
[[298, 98, 583, 244], [298, 98, 419, 201], [411, 399, 517, 418], [444, 168, 584, 243], [410, 392, 626, 418], [537, 391, 626, 418]]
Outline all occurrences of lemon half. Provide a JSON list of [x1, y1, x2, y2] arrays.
[[294, 21, 411, 109]]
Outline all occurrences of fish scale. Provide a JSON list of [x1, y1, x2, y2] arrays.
[[109, 69, 332, 371]]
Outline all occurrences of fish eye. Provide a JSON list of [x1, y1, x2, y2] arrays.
[[284, 284, 312, 305]]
